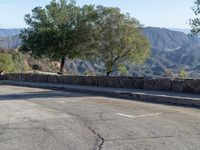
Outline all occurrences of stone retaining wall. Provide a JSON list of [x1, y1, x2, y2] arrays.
[[0, 73, 200, 94]]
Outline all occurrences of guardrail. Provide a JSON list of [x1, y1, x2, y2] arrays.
[[0, 73, 200, 94]]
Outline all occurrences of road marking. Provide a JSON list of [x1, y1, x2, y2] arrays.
[[58, 100, 78, 103], [117, 113, 163, 118], [133, 113, 164, 118], [117, 113, 134, 118]]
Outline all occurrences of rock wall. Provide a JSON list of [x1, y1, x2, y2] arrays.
[[0, 73, 200, 94]]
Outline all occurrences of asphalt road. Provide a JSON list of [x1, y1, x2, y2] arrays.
[[0, 85, 199, 150]]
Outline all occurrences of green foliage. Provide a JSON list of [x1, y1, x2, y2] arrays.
[[20, 0, 150, 75], [190, 0, 200, 35], [0, 52, 28, 73], [0, 53, 14, 73], [118, 66, 128, 76], [20, 0, 96, 73], [91, 6, 150, 76], [178, 69, 188, 78], [12, 52, 28, 73]]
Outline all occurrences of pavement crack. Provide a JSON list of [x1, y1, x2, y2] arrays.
[[27, 101, 105, 150], [87, 126, 104, 150], [68, 113, 104, 150]]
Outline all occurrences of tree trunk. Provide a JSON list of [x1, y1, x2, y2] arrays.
[[59, 57, 65, 74], [106, 71, 111, 76]]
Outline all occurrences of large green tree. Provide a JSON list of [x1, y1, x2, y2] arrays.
[[20, 0, 96, 74], [190, 0, 200, 35], [92, 6, 150, 76]]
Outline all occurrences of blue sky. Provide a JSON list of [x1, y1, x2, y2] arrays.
[[0, 0, 195, 29]]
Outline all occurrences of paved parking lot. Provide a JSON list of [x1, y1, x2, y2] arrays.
[[0, 85, 200, 150]]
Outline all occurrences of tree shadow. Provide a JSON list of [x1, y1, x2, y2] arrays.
[[0, 90, 91, 101]]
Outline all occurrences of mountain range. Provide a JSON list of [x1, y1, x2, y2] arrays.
[[168, 28, 190, 34], [0, 29, 21, 37], [0, 27, 200, 77]]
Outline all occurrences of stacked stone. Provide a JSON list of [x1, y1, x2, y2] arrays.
[[0, 73, 200, 94]]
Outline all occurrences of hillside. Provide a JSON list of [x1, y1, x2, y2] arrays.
[[142, 27, 191, 51], [0, 35, 20, 49], [1, 27, 200, 77], [0, 29, 21, 37], [142, 27, 200, 77]]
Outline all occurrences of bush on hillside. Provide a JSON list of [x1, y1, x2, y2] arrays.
[[0, 52, 29, 74], [178, 69, 188, 78], [0, 53, 14, 73]]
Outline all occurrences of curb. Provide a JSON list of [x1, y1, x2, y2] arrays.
[[0, 80, 200, 108]]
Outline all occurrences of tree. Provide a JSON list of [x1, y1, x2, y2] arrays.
[[91, 6, 150, 76], [190, 0, 200, 35], [20, 0, 96, 74]]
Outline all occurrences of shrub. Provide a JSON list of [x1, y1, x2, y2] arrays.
[[118, 66, 128, 76], [178, 69, 188, 78], [0, 52, 29, 73], [0, 53, 15, 73], [12, 52, 29, 73]]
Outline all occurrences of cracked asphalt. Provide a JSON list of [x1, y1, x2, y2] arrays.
[[0, 85, 200, 150]]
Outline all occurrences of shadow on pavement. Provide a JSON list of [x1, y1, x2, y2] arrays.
[[0, 90, 92, 101]]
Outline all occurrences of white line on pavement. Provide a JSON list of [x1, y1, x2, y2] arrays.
[[58, 100, 79, 103], [116, 113, 134, 118], [117, 113, 163, 118]]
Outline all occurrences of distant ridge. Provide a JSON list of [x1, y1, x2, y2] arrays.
[[168, 28, 190, 34], [0, 35, 20, 49], [0, 28, 21, 37], [0, 27, 200, 77]]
